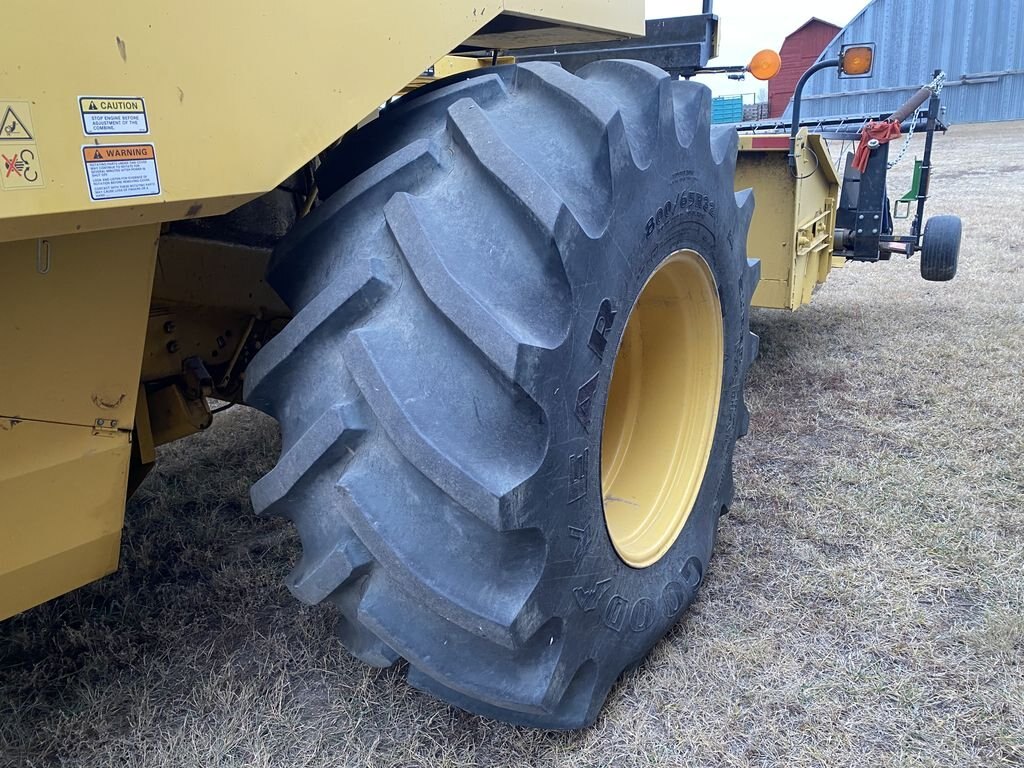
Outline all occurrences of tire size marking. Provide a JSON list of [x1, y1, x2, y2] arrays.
[[644, 190, 717, 240], [588, 298, 617, 360]]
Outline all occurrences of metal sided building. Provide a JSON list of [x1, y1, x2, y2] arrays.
[[787, 0, 1024, 124]]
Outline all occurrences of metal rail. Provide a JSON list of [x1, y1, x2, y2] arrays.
[[508, 14, 718, 78], [736, 113, 944, 139]]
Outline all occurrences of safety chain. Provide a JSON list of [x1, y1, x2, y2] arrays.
[[887, 114, 918, 168], [888, 71, 945, 169]]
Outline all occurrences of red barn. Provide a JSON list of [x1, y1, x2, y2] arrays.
[[769, 18, 842, 118]]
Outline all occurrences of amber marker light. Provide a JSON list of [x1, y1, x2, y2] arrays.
[[840, 44, 874, 76], [747, 49, 782, 81]]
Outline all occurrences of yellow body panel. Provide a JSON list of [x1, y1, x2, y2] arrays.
[[0, 226, 158, 427], [505, 0, 641, 32], [736, 132, 840, 310], [0, 2, 639, 243], [0, 226, 156, 616], [0, 419, 129, 620]]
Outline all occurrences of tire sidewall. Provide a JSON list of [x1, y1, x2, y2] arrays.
[[526, 148, 747, 672]]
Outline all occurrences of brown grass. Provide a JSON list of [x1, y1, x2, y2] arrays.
[[2, 121, 1022, 768]]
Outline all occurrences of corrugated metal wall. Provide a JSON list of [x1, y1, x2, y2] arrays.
[[786, 0, 1024, 123]]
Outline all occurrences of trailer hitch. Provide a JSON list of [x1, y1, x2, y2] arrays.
[[832, 71, 950, 263]]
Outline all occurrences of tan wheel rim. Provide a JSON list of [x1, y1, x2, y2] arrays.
[[601, 249, 724, 568]]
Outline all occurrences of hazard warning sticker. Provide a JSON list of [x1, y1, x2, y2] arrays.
[[82, 143, 160, 201], [0, 103, 33, 141], [0, 101, 44, 190], [79, 96, 148, 135], [2, 147, 42, 189]]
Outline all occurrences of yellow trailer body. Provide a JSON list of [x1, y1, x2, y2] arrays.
[[736, 131, 840, 310]]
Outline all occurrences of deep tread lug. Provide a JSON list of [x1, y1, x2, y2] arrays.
[[331, 576, 400, 668], [244, 260, 391, 416], [342, 321, 544, 532], [336, 443, 546, 648], [287, 532, 372, 605], [249, 401, 367, 517]]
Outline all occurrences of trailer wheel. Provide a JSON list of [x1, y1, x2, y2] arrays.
[[920, 214, 961, 281], [245, 61, 759, 728]]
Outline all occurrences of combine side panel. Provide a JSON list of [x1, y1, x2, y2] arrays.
[[0, 2, 639, 244], [0, 226, 158, 618], [0, 421, 129, 621]]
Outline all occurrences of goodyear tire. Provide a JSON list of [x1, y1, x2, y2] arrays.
[[244, 61, 759, 729]]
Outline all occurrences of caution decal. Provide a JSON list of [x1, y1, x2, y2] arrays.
[[82, 143, 160, 201], [0, 100, 44, 190], [79, 96, 149, 135]]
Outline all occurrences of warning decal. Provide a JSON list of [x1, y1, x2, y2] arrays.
[[0, 100, 43, 190], [0, 106, 33, 140], [2, 148, 41, 186], [82, 143, 160, 201], [79, 96, 148, 135]]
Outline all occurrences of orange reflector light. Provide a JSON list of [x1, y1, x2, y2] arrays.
[[841, 45, 874, 76], [747, 49, 782, 81]]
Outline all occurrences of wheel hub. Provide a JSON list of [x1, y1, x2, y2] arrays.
[[600, 249, 724, 568]]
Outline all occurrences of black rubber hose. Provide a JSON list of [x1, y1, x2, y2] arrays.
[[890, 86, 934, 124]]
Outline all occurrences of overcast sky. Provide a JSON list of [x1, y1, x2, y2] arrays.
[[646, 0, 870, 98]]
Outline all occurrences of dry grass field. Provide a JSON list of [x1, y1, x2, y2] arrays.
[[2, 121, 1022, 768]]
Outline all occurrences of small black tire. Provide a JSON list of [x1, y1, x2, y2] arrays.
[[920, 214, 961, 281], [245, 61, 759, 729]]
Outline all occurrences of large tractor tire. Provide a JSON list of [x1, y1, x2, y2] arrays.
[[244, 61, 759, 729]]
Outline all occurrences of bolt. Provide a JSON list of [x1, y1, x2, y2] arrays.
[[857, 228, 864, 234], [872, 228, 878, 234], [873, 214, 880, 220], [167, 340, 179, 353], [858, 214, 865, 220], [164, 321, 176, 333], [96, 419, 104, 426]]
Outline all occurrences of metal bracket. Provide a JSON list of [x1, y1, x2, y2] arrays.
[[796, 204, 835, 259], [92, 418, 121, 437]]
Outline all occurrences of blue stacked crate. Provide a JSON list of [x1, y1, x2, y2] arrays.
[[711, 95, 744, 124]]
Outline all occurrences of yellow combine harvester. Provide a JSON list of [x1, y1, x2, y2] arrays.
[[0, 1, 959, 728]]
